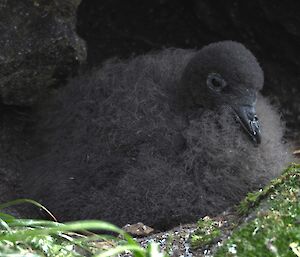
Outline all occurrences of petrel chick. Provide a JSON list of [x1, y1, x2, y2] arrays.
[[20, 41, 291, 229]]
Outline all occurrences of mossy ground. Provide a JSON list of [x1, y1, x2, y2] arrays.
[[214, 163, 300, 256], [189, 163, 300, 256], [189, 216, 221, 249]]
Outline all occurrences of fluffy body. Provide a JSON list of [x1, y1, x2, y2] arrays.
[[20, 45, 291, 228]]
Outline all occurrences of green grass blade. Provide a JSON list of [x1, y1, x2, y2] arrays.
[[0, 218, 11, 232], [0, 220, 123, 242], [0, 199, 57, 222], [95, 244, 144, 257]]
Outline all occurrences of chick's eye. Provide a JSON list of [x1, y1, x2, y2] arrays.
[[207, 73, 227, 92]]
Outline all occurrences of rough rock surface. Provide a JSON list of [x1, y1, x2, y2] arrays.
[[77, 0, 300, 142], [0, 105, 32, 209], [0, 0, 86, 105]]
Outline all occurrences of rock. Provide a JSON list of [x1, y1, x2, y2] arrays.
[[135, 223, 198, 257], [123, 223, 154, 236], [294, 149, 300, 158], [0, 105, 33, 211], [0, 0, 86, 106]]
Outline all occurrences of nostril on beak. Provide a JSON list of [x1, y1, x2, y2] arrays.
[[247, 113, 254, 120], [246, 107, 256, 120]]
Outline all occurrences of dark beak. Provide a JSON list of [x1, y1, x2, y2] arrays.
[[233, 105, 261, 145]]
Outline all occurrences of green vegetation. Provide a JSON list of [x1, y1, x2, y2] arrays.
[[215, 163, 300, 257], [0, 199, 167, 257], [189, 216, 221, 249], [238, 163, 300, 215]]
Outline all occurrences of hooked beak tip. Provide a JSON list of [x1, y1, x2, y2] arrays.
[[233, 105, 262, 145]]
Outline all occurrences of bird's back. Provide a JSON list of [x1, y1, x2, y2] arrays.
[[21, 49, 196, 224], [20, 47, 291, 229]]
